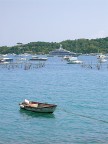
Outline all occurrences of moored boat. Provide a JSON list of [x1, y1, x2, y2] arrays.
[[29, 56, 47, 61], [19, 99, 57, 113], [49, 44, 78, 57], [97, 54, 107, 63], [0, 57, 13, 64], [67, 56, 83, 64]]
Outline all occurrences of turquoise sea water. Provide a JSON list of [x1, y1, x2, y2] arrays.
[[0, 56, 108, 144]]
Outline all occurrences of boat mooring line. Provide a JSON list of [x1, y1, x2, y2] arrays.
[[59, 108, 108, 124]]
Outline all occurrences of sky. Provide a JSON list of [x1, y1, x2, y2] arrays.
[[0, 0, 108, 46]]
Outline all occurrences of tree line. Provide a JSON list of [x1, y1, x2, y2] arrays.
[[0, 37, 108, 54]]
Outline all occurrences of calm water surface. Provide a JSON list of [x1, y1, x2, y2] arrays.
[[0, 56, 108, 144]]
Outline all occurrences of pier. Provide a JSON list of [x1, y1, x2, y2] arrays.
[[0, 62, 45, 70], [81, 62, 108, 70]]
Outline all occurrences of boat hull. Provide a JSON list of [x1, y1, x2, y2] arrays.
[[20, 105, 56, 113], [29, 58, 47, 61], [67, 60, 83, 64]]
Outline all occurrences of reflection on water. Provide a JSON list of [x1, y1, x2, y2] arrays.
[[19, 109, 55, 119]]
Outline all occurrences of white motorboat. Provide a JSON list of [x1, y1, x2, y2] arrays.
[[0, 57, 13, 63], [67, 57, 83, 64], [29, 56, 47, 61], [97, 54, 107, 63]]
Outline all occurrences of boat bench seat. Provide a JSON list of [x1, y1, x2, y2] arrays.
[[29, 103, 38, 107]]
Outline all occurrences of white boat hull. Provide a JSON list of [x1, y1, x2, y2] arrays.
[[67, 60, 83, 64]]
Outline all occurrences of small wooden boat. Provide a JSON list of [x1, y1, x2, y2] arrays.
[[19, 99, 57, 113]]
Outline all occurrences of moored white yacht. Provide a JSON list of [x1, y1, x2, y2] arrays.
[[67, 56, 83, 64], [0, 57, 13, 64], [29, 56, 47, 61], [97, 54, 107, 63]]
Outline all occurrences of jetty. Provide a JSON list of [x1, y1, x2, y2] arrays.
[[0, 62, 45, 70]]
